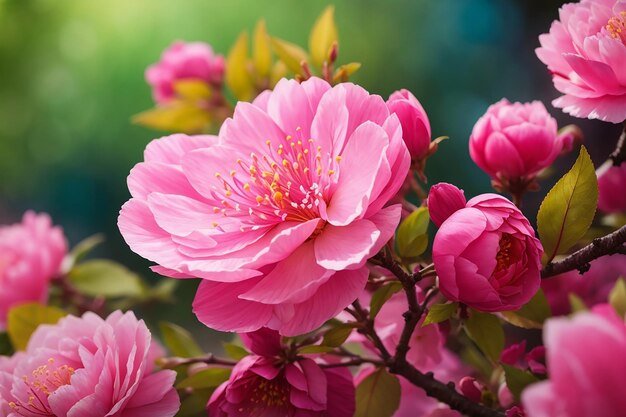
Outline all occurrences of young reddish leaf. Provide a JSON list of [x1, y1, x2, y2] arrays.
[[537, 146, 598, 263]]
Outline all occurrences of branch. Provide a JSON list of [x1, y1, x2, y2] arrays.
[[542, 224, 626, 278], [351, 300, 392, 361], [159, 354, 237, 369], [319, 357, 384, 368], [609, 123, 626, 166]]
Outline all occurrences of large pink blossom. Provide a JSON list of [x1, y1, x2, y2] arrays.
[[119, 77, 410, 336], [430, 184, 543, 312], [469, 99, 566, 182], [208, 328, 355, 417], [598, 162, 626, 213], [542, 255, 626, 315], [1, 311, 179, 417], [0, 212, 67, 330], [536, 0, 626, 123], [522, 305, 626, 416], [146, 41, 225, 104]]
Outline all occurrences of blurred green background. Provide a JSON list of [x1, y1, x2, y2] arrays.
[[0, 0, 622, 347]]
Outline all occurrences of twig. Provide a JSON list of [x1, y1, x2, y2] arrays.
[[542, 224, 626, 278], [159, 354, 237, 369], [319, 357, 384, 368], [351, 300, 392, 361], [609, 123, 626, 166]]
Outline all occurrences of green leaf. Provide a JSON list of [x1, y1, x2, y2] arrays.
[[354, 368, 401, 417], [609, 277, 626, 317], [160, 322, 204, 358], [223, 343, 249, 360], [271, 37, 308, 75], [68, 260, 145, 298], [465, 311, 505, 362], [226, 32, 255, 101], [0, 332, 14, 356], [370, 282, 402, 319], [309, 5, 338, 67], [423, 303, 458, 326], [173, 80, 212, 100], [396, 207, 430, 258], [177, 389, 213, 416], [501, 289, 551, 329], [69, 233, 105, 264], [297, 345, 335, 354], [176, 368, 231, 390], [133, 101, 212, 133], [322, 324, 355, 347], [7, 303, 67, 350], [502, 364, 540, 401], [569, 293, 588, 313], [253, 19, 272, 77], [333, 62, 361, 82], [537, 146, 598, 263]]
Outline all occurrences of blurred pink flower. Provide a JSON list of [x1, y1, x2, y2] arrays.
[[469, 99, 567, 183], [427, 183, 467, 227], [146, 41, 225, 104], [542, 255, 626, 315], [522, 305, 626, 417], [598, 162, 626, 213], [119, 77, 410, 336], [0, 212, 67, 330], [208, 328, 355, 417], [536, 0, 626, 123], [387, 89, 432, 162], [1, 311, 179, 417], [432, 192, 543, 312]]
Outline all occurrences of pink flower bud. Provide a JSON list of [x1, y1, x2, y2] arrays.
[[500, 341, 527, 366], [598, 162, 626, 214], [506, 406, 526, 417], [387, 89, 432, 161], [525, 346, 546, 375], [498, 384, 514, 408], [459, 377, 483, 402], [427, 183, 467, 227], [469, 99, 564, 181]]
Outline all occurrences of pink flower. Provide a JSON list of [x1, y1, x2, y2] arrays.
[[469, 99, 566, 183], [146, 41, 225, 104], [427, 183, 467, 228], [208, 328, 355, 417], [0, 212, 67, 330], [1, 311, 180, 417], [598, 162, 626, 213], [356, 351, 466, 417], [536, 0, 626, 123], [387, 89, 432, 161], [0, 353, 24, 416], [118, 77, 410, 336], [431, 189, 543, 312], [542, 255, 626, 315], [522, 305, 626, 417]]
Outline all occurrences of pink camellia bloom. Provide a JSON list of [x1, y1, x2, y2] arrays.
[[0, 353, 24, 416], [542, 255, 626, 315], [0, 212, 67, 330], [522, 305, 626, 417], [598, 162, 626, 213], [536, 0, 626, 123], [427, 183, 467, 228], [387, 89, 432, 162], [469, 99, 567, 185], [1, 311, 180, 417], [146, 41, 225, 104], [118, 77, 410, 335], [431, 187, 543, 312], [208, 327, 355, 417]]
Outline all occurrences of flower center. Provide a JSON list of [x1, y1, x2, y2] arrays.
[[495, 233, 513, 272], [9, 358, 75, 417], [210, 127, 341, 227], [607, 12, 626, 44], [249, 379, 290, 408]]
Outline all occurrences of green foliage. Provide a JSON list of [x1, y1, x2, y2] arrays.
[[176, 368, 231, 390], [68, 259, 145, 298], [226, 32, 255, 101], [501, 290, 551, 329], [271, 37, 308, 75], [177, 389, 214, 416], [396, 207, 430, 258], [569, 293, 588, 313], [465, 310, 504, 362], [69, 233, 105, 265], [253, 20, 272, 77], [297, 345, 335, 354], [0, 332, 14, 356], [369, 282, 403, 319], [309, 5, 338, 68], [537, 146, 598, 263], [609, 277, 626, 317], [354, 368, 401, 417], [502, 364, 540, 401], [160, 322, 204, 358], [223, 342, 249, 360], [322, 323, 355, 347], [423, 302, 458, 326], [7, 303, 67, 350]]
